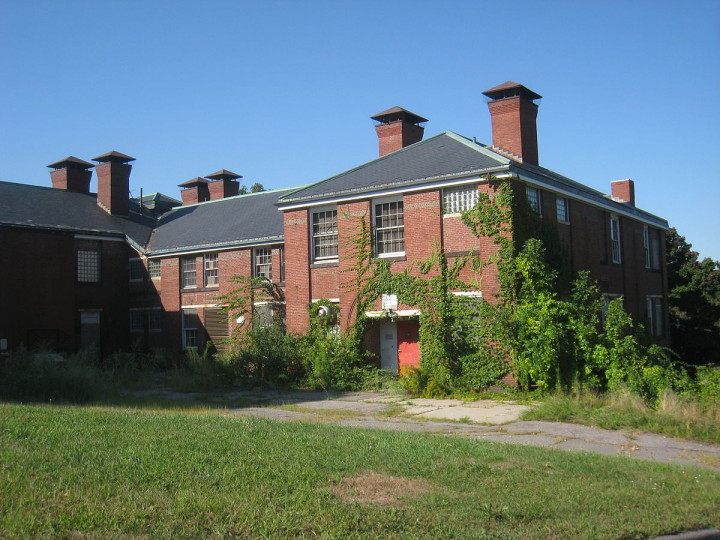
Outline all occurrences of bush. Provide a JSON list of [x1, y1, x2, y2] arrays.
[[457, 350, 509, 390], [0, 348, 108, 403]]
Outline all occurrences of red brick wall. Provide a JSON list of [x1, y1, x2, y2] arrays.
[[488, 98, 539, 165], [96, 161, 130, 215], [375, 121, 424, 157], [284, 210, 311, 333]]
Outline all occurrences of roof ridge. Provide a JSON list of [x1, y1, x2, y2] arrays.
[[159, 185, 301, 218], [277, 132, 457, 203]]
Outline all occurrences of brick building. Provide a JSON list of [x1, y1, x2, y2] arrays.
[[0, 81, 669, 373], [277, 82, 669, 371]]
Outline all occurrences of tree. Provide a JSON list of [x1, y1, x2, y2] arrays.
[[250, 182, 266, 193], [666, 228, 720, 365]]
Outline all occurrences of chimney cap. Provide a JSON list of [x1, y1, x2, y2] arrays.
[[371, 106, 428, 125], [178, 177, 210, 188], [482, 81, 542, 102], [205, 169, 243, 181], [47, 156, 94, 170], [92, 150, 136, 164]]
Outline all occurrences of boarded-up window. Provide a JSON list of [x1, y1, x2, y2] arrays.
[[205, 307, 229, 350]]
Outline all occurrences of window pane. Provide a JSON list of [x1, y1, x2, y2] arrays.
[[375, 201, 404, 255], [526, 187, 540, 214], [312, 210, 338, 260], [254, 248, 272, 279], [148, 260, 161, 278], [204, 253, 219, 287], [181, 258, 196, 288], [77, 241, 101, 283], [443, 185, 478, 213], [556, 198, 568, 222], [129, 259, 144, 281]]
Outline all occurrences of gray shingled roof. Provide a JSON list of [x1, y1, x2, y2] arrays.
[[277, 132, 510, 204], [0, 181, 155, 247], [147, 187, 296, 255]]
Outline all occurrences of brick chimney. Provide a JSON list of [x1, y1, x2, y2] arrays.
[[371, 107, 427, 157], [48, 156, 93, 193], [179, 177, 210, 205], [93, 151, 134, 215], [611, 179, 635, 205], [482, 81, 542, 165], [206, 169, 242, 200]]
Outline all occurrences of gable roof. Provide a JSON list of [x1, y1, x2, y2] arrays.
[[277, 132, 510, 205], [147, 187, 297, 256], [0, 181, 155, 247]]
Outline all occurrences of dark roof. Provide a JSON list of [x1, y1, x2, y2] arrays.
[[47, 156, 94, 169], [371, 106, 428, 125], [277, 132, 509, 204], [147, 187, 297, 255], [178, 177, 209, 187], [482, 81, 542, 101], [0, 181, 155, 247], [92, 151, 136, 163], [206, 169, 242, 180]]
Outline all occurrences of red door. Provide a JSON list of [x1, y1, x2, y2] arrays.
[[397, 320, 420, 371]]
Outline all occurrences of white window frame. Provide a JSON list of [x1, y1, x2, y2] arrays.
[[253, 248, 272, 280], [610, 215, 622, 264], [556, 197, 569, 223], [443, 185, 478, 214], [373, 196, 405, 257], [310, 206, 338, 262], [643, 226, 651, 269], [77, 240, 101, 283], [651, 231, 661, 270], [181, 257, 197, 289], [526, 186, 541, 215], [148, 259, 161, 279], [204, 253, 219, 288], [182, 308, 199, 350]]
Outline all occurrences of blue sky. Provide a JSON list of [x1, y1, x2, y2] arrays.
[[1, 1, 719, 260]]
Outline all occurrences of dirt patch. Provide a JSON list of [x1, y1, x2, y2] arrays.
[[330, 470, 432, 506]]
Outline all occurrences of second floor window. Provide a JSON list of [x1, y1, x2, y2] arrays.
[[254, 248, 272, 280], [77, 240, 101, 283], [526, 187, 541, 215], [311, 209, 338, 261], [148, 259, 161, 279], [556, 197, 569, 223], [181, 257, 196, 288], [610, 215, 622, 264], [443, 185, 478, 213], [129, 259, 144, 281], [375, 200, 404, 256], [204, 253, 219, 287]]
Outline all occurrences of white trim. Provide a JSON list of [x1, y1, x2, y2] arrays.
[[453, 291, 483, 298], [279, 174, 496, 211], [514, 172, 666, 229], [74, 234, 125, 242], [365, 309, 420, 318], [147, 240, 281, 259], [311, 298, 340, 303], [181, 303, 219, 309]]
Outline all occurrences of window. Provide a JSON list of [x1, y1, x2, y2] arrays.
[[181, 257, 196, 288], [148, 309, 162, 332], [311, 208, 338, 261], [643, 226, 651, 269], [443, 185, 478, 213], [526, 186, 541, 215], [77, 240, 100, 283], [647, 296, 664, 338], [204, 253, 219, 287], [374, 199, 404, 256], [556, 197, 569, 223], [279, 246, 286, 282], [182, 309, 199, 349], [610, 215, 622, 264], [651, 231, 661, 270], [148, 259, 161, 279], [253, 303, 274, 328], [129, 259, 144, 281], [130, 310, 145, 332], [253, 248, 272, 280]]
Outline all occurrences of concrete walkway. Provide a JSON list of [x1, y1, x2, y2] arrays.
[[182, 389, 720, 471]]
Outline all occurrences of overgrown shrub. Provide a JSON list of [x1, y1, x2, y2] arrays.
[[457, 350, 509, 391], [0, 348, 108, 403]]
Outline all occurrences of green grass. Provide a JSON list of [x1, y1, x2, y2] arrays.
[[2, 403, 719, 539], [522, 390, 720, 444]]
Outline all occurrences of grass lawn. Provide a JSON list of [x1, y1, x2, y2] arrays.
[[1, 403, 719, 539]]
